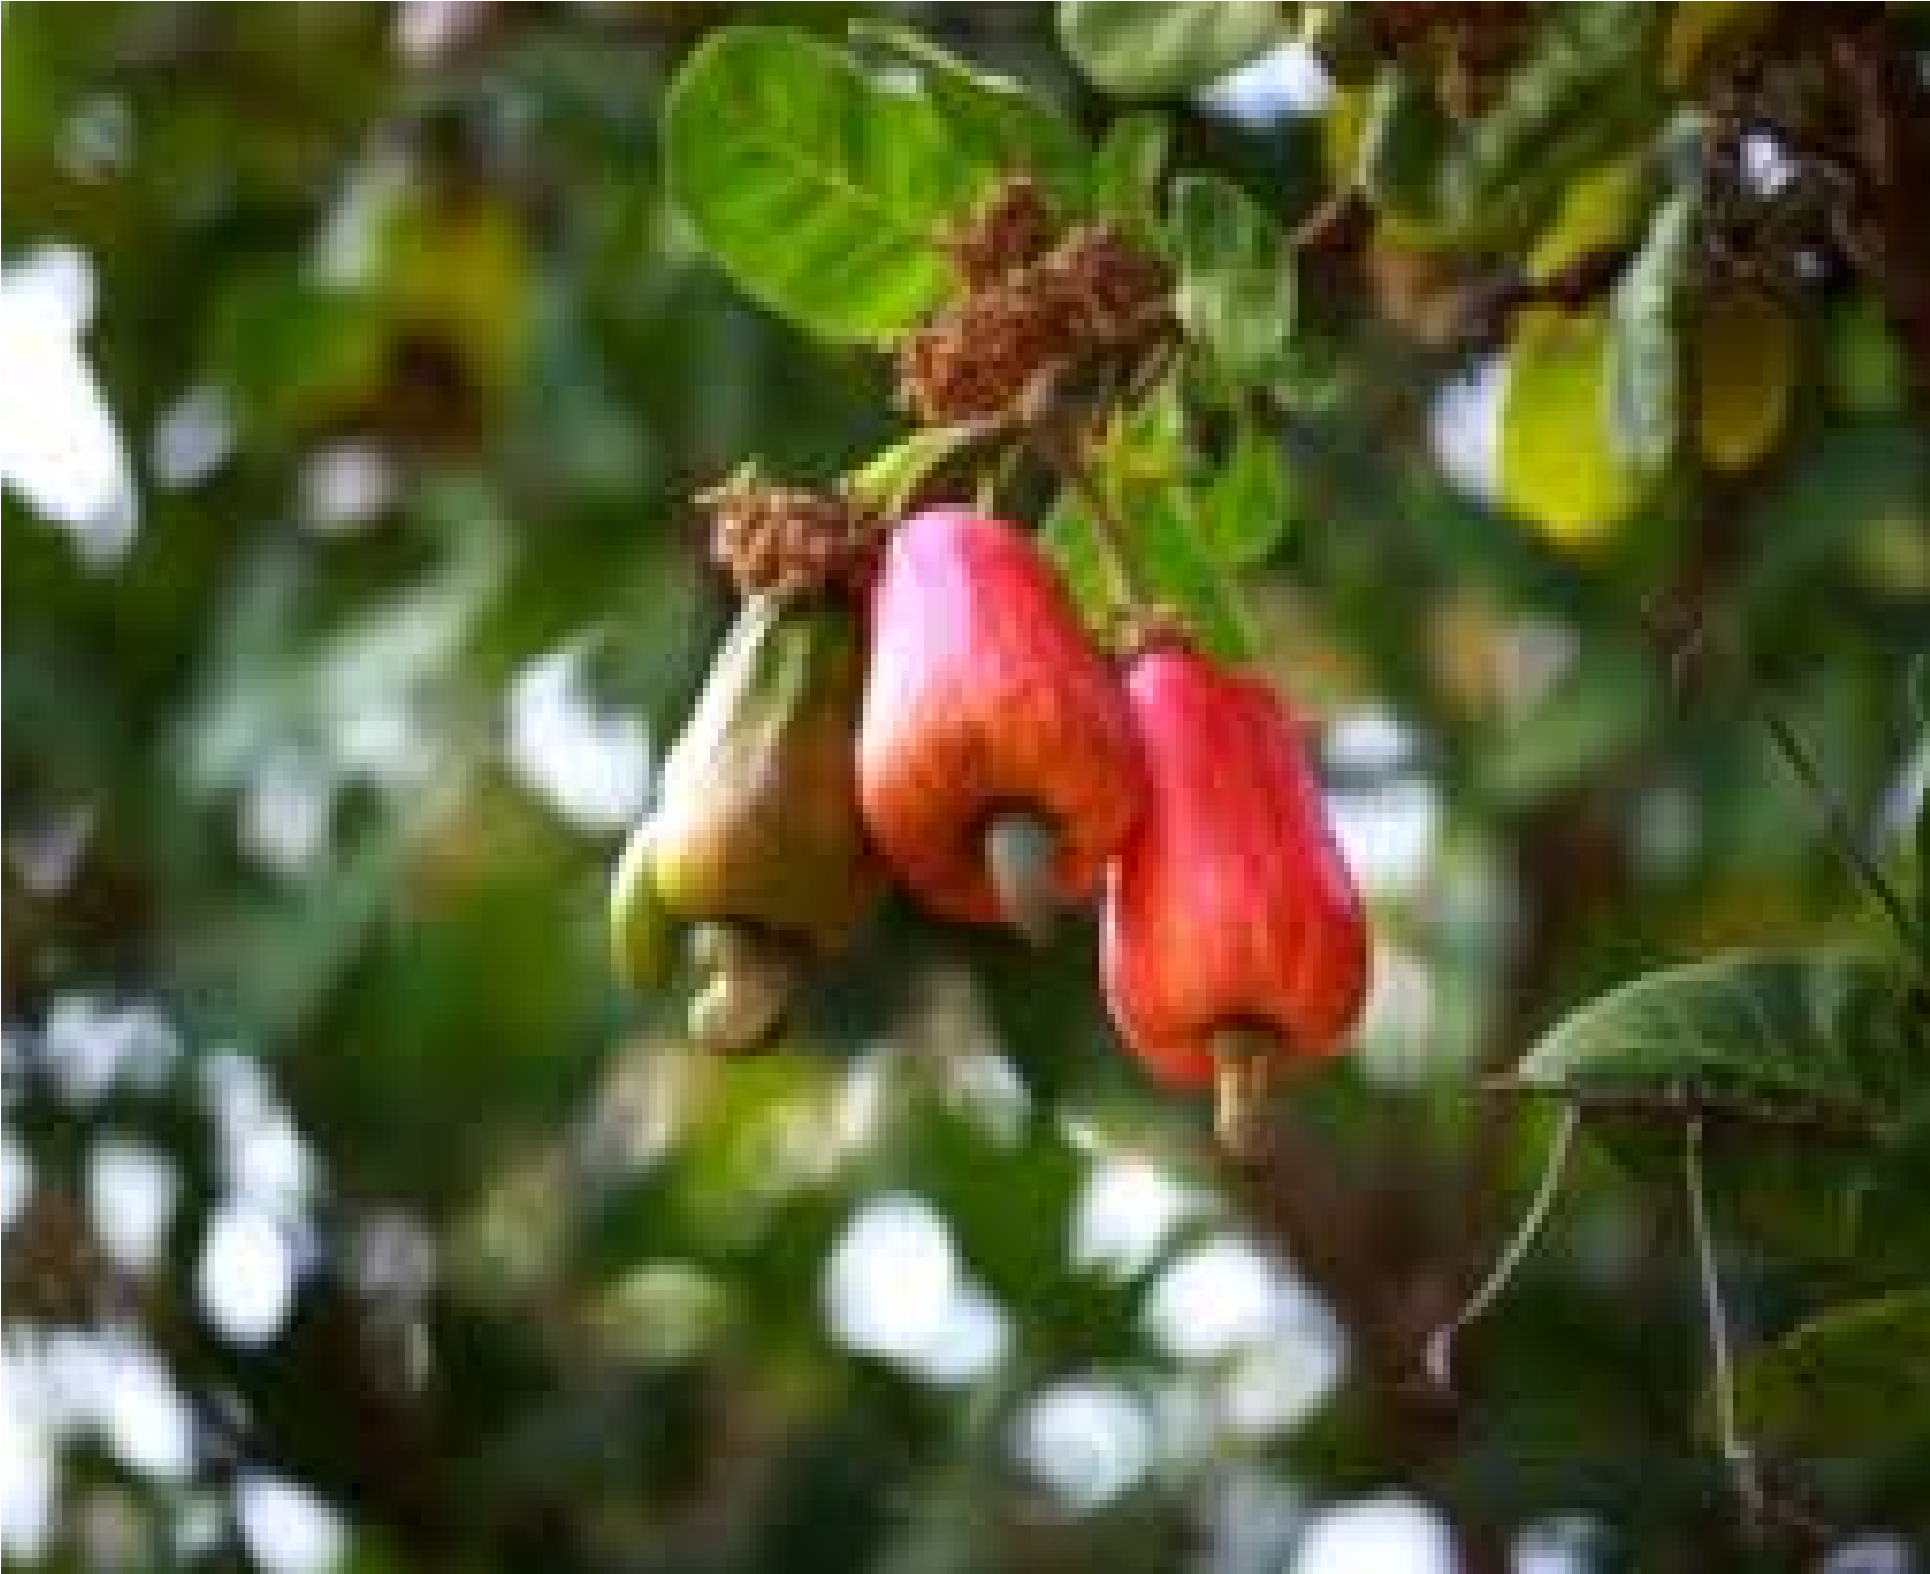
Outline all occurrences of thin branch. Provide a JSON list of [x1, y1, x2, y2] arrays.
[[1459, 245, 1637, 341], [1751, 686, 1920, 949], [1643, 600, 1918, 952]]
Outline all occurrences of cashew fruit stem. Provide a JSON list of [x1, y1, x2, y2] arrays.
[[687, 923, 797, 1054], [1211, 1025, 1281, 1161]]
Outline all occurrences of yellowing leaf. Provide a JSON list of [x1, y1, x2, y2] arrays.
[[1693, 285, 1798, 473], [1502, 307, 1644, 550], [1526, 161, 1647, 282], [1322, 84, 1368, 185]]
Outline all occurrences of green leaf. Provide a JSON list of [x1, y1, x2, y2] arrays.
[[1199, 419, 1292, 567], [1170, 173, 1295, 395], [847, 21, 1085, 196], [664, 26, 992, 346], [1087, 111, 1172, 239], [1731, 421, 1930, 612], [1607, 184, 1699, 473], [1057, 1, 1287, 99], [1501, 306, 1645, 550], [1041, 486, 1131, 637], [207, 272, 391, 438], [1720, 1289, 1930, 1453], [1092, 387, 1251, 659], [1508, 951, 1918, 1129], [1129, 486, 1251, 661]]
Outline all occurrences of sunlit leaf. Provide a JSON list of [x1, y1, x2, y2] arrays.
[[1071, 386, 1251, 658], [848, 21, 1085, 196], [1198, 419, 1292, 567], [1057, 1, 1286, 99], [664, 26, 992, 345], [1501, 306, 1645, 549], [1087, 111, 1171, 241], [1525, 160, 1650, 282], [1042, 486, 1130, 637], [1126, 485, 1250, 661], [1169, 173, 1294, 395]]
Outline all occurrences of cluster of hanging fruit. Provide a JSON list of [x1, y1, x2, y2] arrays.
[[607, 476, 1371, 1158]]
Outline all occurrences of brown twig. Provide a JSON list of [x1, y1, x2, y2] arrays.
[[1459, 245, 1637, 341]]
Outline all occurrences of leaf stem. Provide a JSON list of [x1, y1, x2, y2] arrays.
[[1425, 1100, 1579, 1391], [1685, 1114, 1765, 1533]]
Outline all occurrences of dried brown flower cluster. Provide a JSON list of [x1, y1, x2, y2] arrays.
[[944, 175, 1057, 288], [901, 177, 1174, 427], [703, 475, 870, 599]]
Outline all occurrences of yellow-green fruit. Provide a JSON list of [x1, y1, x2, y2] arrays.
[[609, 817, 675, 990], [1693, 285, 1798, 474], [647, 592, 881, 954]]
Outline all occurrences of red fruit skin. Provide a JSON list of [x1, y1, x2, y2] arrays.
[[858, 510, 1143, 925], [1101, 648, 1370, 1087]]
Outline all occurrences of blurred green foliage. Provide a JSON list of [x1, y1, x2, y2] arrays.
[[4, 7, 1928, 1574]]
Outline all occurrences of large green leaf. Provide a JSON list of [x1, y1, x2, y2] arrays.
[[1508, 951, 1919, 1129], [1198, 418, 1292, 567], [664, 26, 992, 346], [1058, 2, 1287, 99], [1720, 1289, 1930, 1453], [1170, 173, 1295, 396]]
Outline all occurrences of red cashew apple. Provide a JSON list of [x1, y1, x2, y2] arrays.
[[1101, 645, 1370, 1155], [858, 509, 1143, 939]]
